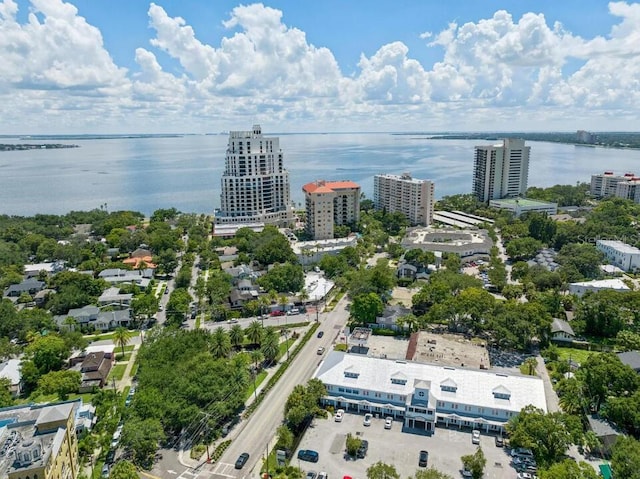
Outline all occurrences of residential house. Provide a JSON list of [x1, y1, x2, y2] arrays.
[[568, 278, 630, 297], [550, 318, 575, 343], [587, 415, 621, 457], [223, 264, 257, 283], [617, 350, 640, 373], [216, 246, 239, 262], [75, 403, 97, 434], [79, 351, 113, 392], [23, 260, 65, 278], [123, 247, 156, 269], [229, 288, 259, 309], [376, 305, 413, 332], [3, 278, 45, 298], [98, 287, 133, 307], [54, 306, 131, 331], [98, 268, 153, 289], [0, 359, 22, 397]]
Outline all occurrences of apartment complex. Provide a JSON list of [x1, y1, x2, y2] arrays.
[[0, 402, 79, 479], [472, 139, 530, 203], [315, 351, 546, 435], [590, 171, 635, 198], [597, 240, 640, 272], [215, 125, 292, 226], [373, 173, 434, 226], [614, 177, 640, 203], [303, 180, 360, 240]]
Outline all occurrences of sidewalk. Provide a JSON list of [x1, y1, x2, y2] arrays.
[[114, 343, 141, 391]]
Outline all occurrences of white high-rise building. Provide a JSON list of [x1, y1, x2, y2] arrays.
[[590, 171, 635, 198], [373, 173, 434, 226], [472, 139, 530, 203], [616, 178, 640, 203], [215, 125, 292, 226], [303, 180, 360, 240]]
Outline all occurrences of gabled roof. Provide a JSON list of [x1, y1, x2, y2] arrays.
[[551, 318, 575, 336], [492, 385, 511, 396], [617, 350, 640, 371], [440, 377, 458, 389]]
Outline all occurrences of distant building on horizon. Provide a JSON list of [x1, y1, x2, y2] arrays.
[[373, 173, 434, 226], [577, 130, 596, 144], [489, 198, 558, 217], [590, 171, 635, 198], [303, 180, 360, 240], [472, 138, 530, 203], [215, 125, 293, 226]]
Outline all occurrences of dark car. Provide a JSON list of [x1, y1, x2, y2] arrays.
[[317, 331, 324, 338], [298, 450, 319, 462], [418, 450, 429, 467], [495, 436, 504, 447], [105, 449, 116, 465], [356, 439, 369, 458], [271, 310, 285, 316], [235, 452, 250, 469]]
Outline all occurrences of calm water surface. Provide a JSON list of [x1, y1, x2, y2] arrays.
[[1, 134, 640, 216]]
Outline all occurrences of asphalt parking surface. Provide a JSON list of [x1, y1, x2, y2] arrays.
[[294, 411, 520, 479]]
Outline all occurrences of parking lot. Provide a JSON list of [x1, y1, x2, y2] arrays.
[[295, 412, 519, 479]]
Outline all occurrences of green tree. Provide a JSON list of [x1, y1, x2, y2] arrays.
[[245, 320, 264, 347], [131, 293, 159, 321], [36, 370, 81, 400], [109, 460, 140, 479], [261, 327, 280, 365], [229, 324, 245, 350], [25, 334, 70, 374], [538, 459, 598, 479], [120, 417, 166, 468], [578, 353, 640, 410], [611, 435, 640, 479], [275, 424, 295, 453], [166, 288, 192, 327], [460, 447, 486, 479], [557, 243, 604, 280], [113, 327, 132, 358], [345, 433, 362, 457], [258, 263, 305, 293], [616, 330, 640, 351], [211, 327, 231, 359], [0, 377, 13, 407], [409, 470, 453, 479], [556, 378, 586, 416], [524, 357, 538, 376], [351, 292, 384, 325], [366, 461, 400, 479]]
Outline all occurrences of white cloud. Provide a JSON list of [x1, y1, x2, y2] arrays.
[[2, 1, 640, 132]]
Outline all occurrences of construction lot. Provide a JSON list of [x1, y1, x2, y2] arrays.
[[295, 412, 518, 479]]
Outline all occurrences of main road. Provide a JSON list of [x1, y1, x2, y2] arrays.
[[163, 295, 351, 479]]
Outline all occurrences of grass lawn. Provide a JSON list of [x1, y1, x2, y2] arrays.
[[24, 391, 95, 405], [88, 330, 140, 342], [115, 352, 132, 362], [244, 370, 268, 401], [108, 364, 127, 381], [129, 363, 139, 378], [556, 347, 599, 365], [277, 338, 295, 360]]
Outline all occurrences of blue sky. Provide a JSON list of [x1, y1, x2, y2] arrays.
[[1, 0, 639, 133]]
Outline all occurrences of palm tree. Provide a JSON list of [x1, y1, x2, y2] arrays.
[[63, 316, 78, 333], [278, 294, 289, 314], [261, 327, 280, 365], [211, 327, 231, 359], [557, 377, 585, 415], [250, 349, 264, 371], [268, 289, 278, 305], [298, 288, 309, 305], [113, 327, 132, 359], [524, 357, 538, 376], [229, 324, 245, 350], [245, 320, 264, 347]]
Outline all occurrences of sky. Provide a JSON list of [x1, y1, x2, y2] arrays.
[[1, 0, 639, 134]]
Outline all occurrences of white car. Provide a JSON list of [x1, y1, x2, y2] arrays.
[[471, 429, 480, 444], [384, 417, 393, 429], [516, 473, 534, 479], [334, 409, 344, 422], [363, 413, 372, 426]]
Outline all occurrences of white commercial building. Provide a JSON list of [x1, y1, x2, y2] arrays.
[[590, 171, 635, 198], [472, 139, 530, 203], [569, 278, 631, 297], [597, 240, 640, 272], [303, 180, 360, 240], [373, 173, 434, 226], [292, 236, 358, 266], [315, 351, 546, 435], [215, 125, 293, 226]]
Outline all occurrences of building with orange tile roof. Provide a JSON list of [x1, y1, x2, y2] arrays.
[[302, 180, 360, 240]]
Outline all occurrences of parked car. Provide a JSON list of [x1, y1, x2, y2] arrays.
[[511, 447, 534, 458], [105, 449, 116, 465], [298, 450, 319, 462], [101, 464, 110, 478], [356, 439, 369, 459], [495, 435, 504, 447], [317, 331, 324, 338], [235, 452, 250, 469], [384, 417, 393, 429], [418, 450, 429, 467], [287, 308, 300, 315], [461, 469, 472, 478], [317, 347, 325, 355], [334, 409, 344, 422], [363, 413, 372, 426], [306, 472, 317, 479], [317, 472, 327, 479], [471, 429, 480, 444], [270, 310, 285, 316], [516, 473, 535, 479]]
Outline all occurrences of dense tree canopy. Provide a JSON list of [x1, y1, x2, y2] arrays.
[[258, 263, 304, 293]]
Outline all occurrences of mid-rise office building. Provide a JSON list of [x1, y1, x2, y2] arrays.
[[590, 171, 635, 198], [0, 401, 79, 479], [576, 130, 596, 144], [615, 177, 640, 203], [303, 180, 360, 240], [215, 125, 292, 226], [472, 139, 530, 203], [373, 173, 434, 226]]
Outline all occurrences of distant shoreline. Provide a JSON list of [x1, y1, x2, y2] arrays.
[[0, 143, 80, 152]]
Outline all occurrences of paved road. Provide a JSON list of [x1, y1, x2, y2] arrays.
[[164, 296, 350, 479]]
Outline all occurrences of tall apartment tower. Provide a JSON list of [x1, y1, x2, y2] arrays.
[[373, 173, 434, 226], [215, 125, 292, 226], [302, 180, 360, 240], [615, 177, 640, 203], [472, 139, 530, 203], [590, 171, 635, 198]]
